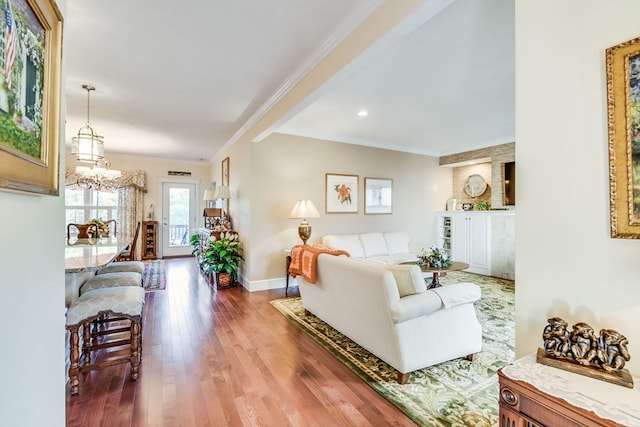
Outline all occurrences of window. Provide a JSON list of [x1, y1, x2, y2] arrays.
[[65, 186, 119, 235]]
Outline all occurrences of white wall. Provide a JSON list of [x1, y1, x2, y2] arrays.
[[247, 133, 451, 289], [66, 151, 212, 226], [516, 0, 640, 376], [0, 3, 66, 425]]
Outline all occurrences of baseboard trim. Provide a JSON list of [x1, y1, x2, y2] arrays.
[[245, 276, 298, 292]]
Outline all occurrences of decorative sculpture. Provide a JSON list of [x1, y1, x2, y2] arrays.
[[538, 317, 633, 388]]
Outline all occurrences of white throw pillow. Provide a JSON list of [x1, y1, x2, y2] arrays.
[[384, 232, 410, 255], [385, 264, 426, 297], [322, 234, 365, 258], [359, 233, 388, 257]]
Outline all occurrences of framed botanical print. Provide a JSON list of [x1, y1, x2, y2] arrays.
[[325, 173, 358, 213]]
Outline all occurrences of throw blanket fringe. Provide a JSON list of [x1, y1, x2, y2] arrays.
[[289, 244, 350, 284]]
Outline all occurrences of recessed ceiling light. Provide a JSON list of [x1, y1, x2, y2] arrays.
[[357, 110, 368, 117]]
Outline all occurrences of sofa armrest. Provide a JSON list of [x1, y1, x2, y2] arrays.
[[390, 283, 481, 323], [390, 291, 443, 323], [430, 283, 481, 308]]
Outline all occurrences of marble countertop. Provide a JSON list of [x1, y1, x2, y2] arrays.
[[65, 236, 131, 273]]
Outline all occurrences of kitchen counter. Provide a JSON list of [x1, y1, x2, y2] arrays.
[[65, 236, 132, 307], [65, 236, 132, 273]]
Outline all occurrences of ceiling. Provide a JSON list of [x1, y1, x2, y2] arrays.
[[64, 0, 514, 163]]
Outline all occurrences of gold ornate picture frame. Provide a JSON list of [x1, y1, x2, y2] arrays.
[[606, 36, 640, 239], [0, 0, 63, 195], [221, 156, 229, 186]]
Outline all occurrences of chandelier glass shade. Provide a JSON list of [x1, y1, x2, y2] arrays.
[[75, 160, 121, 191], [71, 124, 104, 163], [71, 84, 105, 164]]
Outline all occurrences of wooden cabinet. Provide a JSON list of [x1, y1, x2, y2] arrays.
[[142, 221, 158, 260], [437, 212, 491, 275], [498, 366, 626, 427]]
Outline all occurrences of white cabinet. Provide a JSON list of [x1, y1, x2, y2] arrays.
[[437, 215, 453, 257], [437, 212, 491, 276]]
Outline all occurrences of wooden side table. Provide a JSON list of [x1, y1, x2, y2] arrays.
[[401, 261, 469, 289], [284, 249, 292, 296]]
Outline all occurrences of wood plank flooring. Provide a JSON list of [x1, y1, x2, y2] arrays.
[[66, 258, 414, 426]]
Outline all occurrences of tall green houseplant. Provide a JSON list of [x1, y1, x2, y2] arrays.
[[203, 231, 243, 288]]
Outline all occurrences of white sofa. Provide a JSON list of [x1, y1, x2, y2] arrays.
[[297, 253, 483, 383], [321, 232, 420, 265]]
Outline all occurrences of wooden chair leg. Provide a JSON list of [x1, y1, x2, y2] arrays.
[[397, 371, 410, 384], [82, 322, 92, 365], [68, 327, 80, 395], [130, 319, 141, 381]]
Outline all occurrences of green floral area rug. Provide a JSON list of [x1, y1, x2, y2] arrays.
[[270, 272, 515, 427], [142, 260, 166, 291]]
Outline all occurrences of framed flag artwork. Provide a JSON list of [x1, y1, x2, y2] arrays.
[[0, 0, 63, 195]]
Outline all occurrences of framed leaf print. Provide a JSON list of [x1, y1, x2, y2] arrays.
[[325, 173, 358, 213]]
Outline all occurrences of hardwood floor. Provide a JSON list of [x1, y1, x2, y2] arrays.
[[66, 258, 414, 426]]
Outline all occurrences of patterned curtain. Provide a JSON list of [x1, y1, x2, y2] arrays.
[[65, 168, 146, 260], [118, 184, 145, 260]]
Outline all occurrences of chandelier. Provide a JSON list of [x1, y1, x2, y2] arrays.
[[75, 159, 121, 191], [71, 84, 105, 163], [71, 84, 122, 191]]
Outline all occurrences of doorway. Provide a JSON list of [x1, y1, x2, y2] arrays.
[[160, 179, 199, 257]]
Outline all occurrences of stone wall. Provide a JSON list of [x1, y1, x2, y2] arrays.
[[440, 142, 515, 209]]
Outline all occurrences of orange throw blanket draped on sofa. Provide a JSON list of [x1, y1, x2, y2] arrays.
[[288, 244, 350, 284]]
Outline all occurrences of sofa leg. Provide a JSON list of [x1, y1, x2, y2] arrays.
[[466, 353, 477, 362], [304, 309, 312, 316], [397, 371, 410, 384]]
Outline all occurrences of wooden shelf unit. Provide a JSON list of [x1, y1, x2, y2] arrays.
[[142, 221, 158, 260]]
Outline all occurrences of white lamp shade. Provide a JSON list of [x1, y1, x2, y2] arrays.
[[71, 129, 105, 163], [289, 200, 320, 219], [203, 189, 215, 201], [214, 185, 231, 199]]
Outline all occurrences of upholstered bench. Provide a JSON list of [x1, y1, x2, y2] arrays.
[[80, 271, 142, 295], [97, 260, 145, 275], [66, 286, 145, 395]]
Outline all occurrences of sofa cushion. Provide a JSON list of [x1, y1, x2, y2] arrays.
[[431, 282, 481, 308], [367, 253, 419, 265], [385, 264, 426, 297], [384, 232, 410, 255], [322, 234, 365, 258], [359, 233, 388, 257]]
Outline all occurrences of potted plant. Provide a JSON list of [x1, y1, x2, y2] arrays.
[[189, 232, 205, 271], [202, 231, 243, 288], [189, 232, 201, 256]]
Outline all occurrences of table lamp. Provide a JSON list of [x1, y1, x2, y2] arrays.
[[214, 185, 231, 219], [289, 200, 320, 244]]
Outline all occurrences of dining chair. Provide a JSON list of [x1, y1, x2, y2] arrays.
[[67, 223, 98, 239], [116, 220, 141, 261]]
